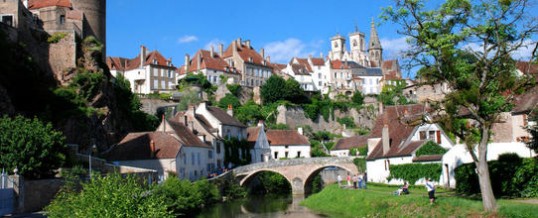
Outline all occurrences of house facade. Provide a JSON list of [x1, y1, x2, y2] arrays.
[[222, 38, 273, 87], [182, 47, 241, 85], [106, 45, 177, 94], [365, 105, 455, 185], [330, 135, 369, 157], [247, 124, 311, 161]]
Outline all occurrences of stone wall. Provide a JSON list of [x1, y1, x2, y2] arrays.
[[20, 179, 64, 213], [48, 31, 77, 85], [140, 98, 176, 115]]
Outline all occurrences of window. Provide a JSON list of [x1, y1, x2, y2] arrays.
[[216, 142, 221, 154], [261, 155, 264, 162], [419, 131, 426, 140], [274, 152, 279, 159], [334, 42, 338, 48], [285, 145, 289, 149], [319, 81, 322, 86], [161, 80, 165, 89], [297, 151, 301, 158], [208, 150, 213, 159], [285, 151, 289, 158], [183, 153, 186, 164], [2, 15, 13, 26], [197, 153, 201, 165], [318, 73, 321, 79], [191, 153, 195, 165], [429, 131, 435, 140], [59, 15, 65, 24], [153, 80, 158, 89]]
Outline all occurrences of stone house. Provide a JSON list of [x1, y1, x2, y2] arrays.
[[222, 38, 273, 87], [330, 135, 369, 157], [365, 104, 455, 184], [106, 45, 177, 95], [247, 122, 311, 161], [105, 119, 213, 182], [182, 47, 241, 85]]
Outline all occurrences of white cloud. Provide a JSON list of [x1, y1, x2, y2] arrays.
[[204, 39, 226, 50], [264, 38, 323, 63], [177, 35, 198, 44], [511, 40, 535, 60], [380, 37, 411, 58]]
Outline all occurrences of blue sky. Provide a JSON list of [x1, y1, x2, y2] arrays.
[[107, 0, 537, 78]]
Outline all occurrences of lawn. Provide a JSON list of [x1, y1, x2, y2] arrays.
[[301, 184, 538, 217]]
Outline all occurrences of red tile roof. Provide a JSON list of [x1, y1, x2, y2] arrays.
[[516, 61, 538, 76], [29, 0, 71, 9], [106, 132, 182, 161], [513, 85, 538, 114], [106, 57, 129, 71], [331, 60, 351, 69], [223, 40, 268, 67], [187, 50, 239, 74], [310, 58, 325, 66], [332, 135, 369, 151], [247, 127, 309, 146], [166, 120, 211, 148], [382, 60, 402, 80], [291, 64, 311, 76], [266, 130, 310, 146], [270, 63, 287, 72], [126, 50, 174, 71], [367, 104, 428, 160], [294, 58, 313, 72]]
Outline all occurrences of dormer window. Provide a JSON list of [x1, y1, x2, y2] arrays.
[[249, 57, 253, 62], [59, 15, 65, 24], [153, 59, 157, 64]]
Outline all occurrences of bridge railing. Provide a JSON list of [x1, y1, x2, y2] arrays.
[[233, 157, 357, 175]]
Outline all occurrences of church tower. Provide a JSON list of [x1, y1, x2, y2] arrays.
[[71, 0, 107, 58], [330, 34, 346, 60], [349, 25, 366, 65], [368, 19, 383, 67]]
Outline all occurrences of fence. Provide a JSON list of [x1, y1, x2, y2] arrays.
[[0, 169, 15, 216]]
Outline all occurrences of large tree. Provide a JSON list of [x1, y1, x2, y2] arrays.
[[383, 0, 537, 212]]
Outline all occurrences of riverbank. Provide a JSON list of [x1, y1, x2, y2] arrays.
[[301, 184, 538, 217]]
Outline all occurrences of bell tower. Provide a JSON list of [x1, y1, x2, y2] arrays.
[[330, 34, 346, 60], [368, 18, 383, 67]]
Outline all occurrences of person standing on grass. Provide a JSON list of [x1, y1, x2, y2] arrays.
[[347, 173, 351, 187], [363, 172, 367, 189], [425, 178, 435, 204], [357, 174, 363, 189], [337, 174, 342, 187]]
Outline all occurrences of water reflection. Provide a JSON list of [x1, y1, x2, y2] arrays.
[[196, 195, 325, 218]]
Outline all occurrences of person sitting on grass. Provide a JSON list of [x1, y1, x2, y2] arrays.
[[401, 181, 409, 195]]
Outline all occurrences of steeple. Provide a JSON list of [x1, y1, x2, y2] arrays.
[[368, 18, 383, 67]]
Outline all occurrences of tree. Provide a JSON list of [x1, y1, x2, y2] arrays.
[[383, 0, 537, 211], [351, 91, 365, 106], [260, 75, 287, 104], [46, 174, 172, 218], [218, 93, 241, 110], [284, 78, 308, 103], [0, 115, 66, 179]]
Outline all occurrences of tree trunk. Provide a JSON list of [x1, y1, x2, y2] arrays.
[[475, 127, 497, 212]]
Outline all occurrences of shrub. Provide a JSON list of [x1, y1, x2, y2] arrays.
[[388, 163, 442, 184], [217, 93, 241, 110], [152, 177, 203, 216], [353, 158, 366, 172], [455, 154, 538, 198], [47, 32, 67, 43], [337, 116, 356, 128], [415, 141, 447, 156], [226, 84, 241, 96]]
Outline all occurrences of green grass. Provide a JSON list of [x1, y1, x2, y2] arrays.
[[301, 184, 538, 218]]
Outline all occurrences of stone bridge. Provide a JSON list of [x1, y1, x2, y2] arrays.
[[233, 157, 359, 195]]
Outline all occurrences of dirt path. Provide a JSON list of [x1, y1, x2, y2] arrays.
[[514, 199, 538, 205]]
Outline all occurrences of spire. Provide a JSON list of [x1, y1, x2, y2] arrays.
[[369, 18, 382, 50]]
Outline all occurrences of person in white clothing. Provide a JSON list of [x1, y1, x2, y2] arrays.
[[425, 178, 436, 204], [337, 174, 342, 187]]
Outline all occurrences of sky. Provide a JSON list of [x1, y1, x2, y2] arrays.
[[107, 0, 538, 78]]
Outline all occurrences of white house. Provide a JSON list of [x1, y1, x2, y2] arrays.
[[330, 135, 369, 157], [247, 123, 311, 161], [105, 119, 213, 182], [106, 46, 177, 94], [283, 63, 316, 91], [365, 104, 455, 185], [182, 47, 241, 85]]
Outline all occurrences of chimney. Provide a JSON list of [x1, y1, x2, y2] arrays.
[[245, 40, 251, 48], [382, 124, 390, 155], [227, 104, 233, 116], [197, 53, 201, 69], [260, 48, 265, 59], [150, 140, 155, 158], [219, 43, 223, 56], [237, 38, 242, 46], [210, 45, 214, 57], [266, 56, 271, 63], [140, 46, 147, 68], [167, 58, 172, 66], [258, 120, 264, 127], [298, 127, 304, 135], [184, 54, 190, 72], [232, 41, 237, 52]]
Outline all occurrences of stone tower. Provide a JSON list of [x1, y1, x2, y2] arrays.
[[368, 18, 383, 67], [330, 34, 346, 60], [70, 0, 107, 57], [349, 25, 366, 65]]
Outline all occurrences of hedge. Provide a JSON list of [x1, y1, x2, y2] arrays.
[[388, 163, 442, 184], [455, 153, 538, 198]]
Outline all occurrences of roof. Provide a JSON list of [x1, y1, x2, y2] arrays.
[[207, 106, 247, 127], [513, 85, 538, 114], [247, 127, 309, 146], [106, 132, 182, 161], [367, 104, 428, 160], [126, 50, 174, 71], [166, 120, 211, 148], [382, 60, 402, 81], [412, 155, 443, 162], [187, 50, 239, 74], [293, 58, 313, 72], [270, 63, 287, 72], [332, 135, 369, 151], [516, 61, 538, 76], [223, 40, 268, 67], [330, 60, 363, 69], [310, 58, 325, 66], [265, 130, 310, 146], [106, 57, 130, 71], [28, 0, 71, 9], [291, 64, 311, 76]]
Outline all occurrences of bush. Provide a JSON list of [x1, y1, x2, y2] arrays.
[[47, 32, 67, 43], [388, 163, 442, 184], [46, 174, 172, 218], [0, 115, 66, 179], [152, 177, 204, 216], [415, 141, 447, 156], [353, 158, 366, 172], [217, 93, 241, 110], [226, 84, 242, 97], [337, 116, 356, 128], [455, 154, 538, 198]]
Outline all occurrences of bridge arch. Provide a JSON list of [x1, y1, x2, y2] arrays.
[[239, 169, 291, 187], [304, 164, 359, 195]]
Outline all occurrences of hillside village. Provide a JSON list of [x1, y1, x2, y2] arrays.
[[0, 0, 537, 216]]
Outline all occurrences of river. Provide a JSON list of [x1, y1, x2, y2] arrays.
[[196, 195, 326, 218]]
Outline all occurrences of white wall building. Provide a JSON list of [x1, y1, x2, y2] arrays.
[[247, 124, 311, 161]]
